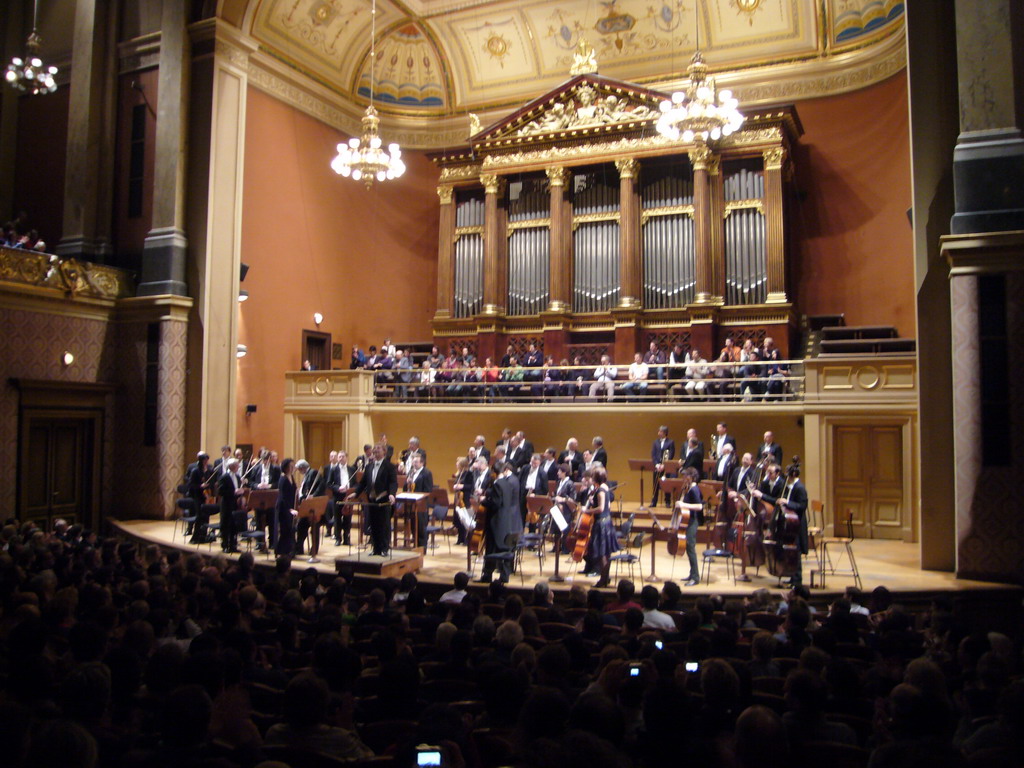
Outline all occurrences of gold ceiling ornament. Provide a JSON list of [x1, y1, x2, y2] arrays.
[[329, 0, 405, 187], [570, 37, 599, 75], [468, 112, 482, 138], [731, 0, 765, 25]]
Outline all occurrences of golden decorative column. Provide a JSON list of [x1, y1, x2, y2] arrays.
[[616, 158, 642, 308], [763, 147, 788, 303], [546, 167, 572, 312], [708, 156, 726, 303], [435, 185, 455, 319], [690, 144, 714, 304], [480, 173, 507, 315]]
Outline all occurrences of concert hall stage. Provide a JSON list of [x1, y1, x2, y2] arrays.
[[109, 517, 1017, 604]]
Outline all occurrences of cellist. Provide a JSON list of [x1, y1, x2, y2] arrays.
[[674, 467, 704, 587], [752, 461, 809, 586]]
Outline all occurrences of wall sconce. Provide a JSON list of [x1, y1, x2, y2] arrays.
[[62, 351, 74, 366], [313, 312, 323, 326], [236, 344, 248, 358], [238, 289, 249, 302]]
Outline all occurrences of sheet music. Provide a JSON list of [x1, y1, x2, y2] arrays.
[[550, 505, 568, 532], [456, 505, 476, 531]]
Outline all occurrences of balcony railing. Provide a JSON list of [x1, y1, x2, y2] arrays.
[[0, 246, 134, 300]]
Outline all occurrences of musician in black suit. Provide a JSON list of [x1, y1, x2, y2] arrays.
[[274, 459, 298, 557], [399, 436, 427, 473], [471, 435, 490, 464], [758, 463, 785, 501], [186, 452, 212, 542], [712, 422, 738, 460], [541, 448, 559, 484], [352, 444, 373, 474], [404, 453, 434, 548], [558, 438, 584, 480], [327, 450, 355, 545], [713, 443, 736, 482], [591, 437, 608, 469], [217, 458, 245, 553], [349, 444, 398, 556], [212, 446, 232, 477], [758, 431, 784, 467], [451, 457, 474, 545], [675, 467, 704, 586], [753, 461, 808, 585], [519, 453, 548, 527], [552, 463, 577, 554], [479, 461, 523, 583], [247, 451, 282, 490], [295, 460, 326, 558], [505, 433, 530, 470], [651, 426, 676, 507], [680, 435, 705, 481]]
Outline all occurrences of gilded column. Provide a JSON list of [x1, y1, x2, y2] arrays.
[[546, 166, 571, 312], [690, 145, 714, 303], [616, 158, 642, 308], [435, 185, 455, 319], [480, 173, 507, 315], [763, 147, 788, 303], [708, 156, 726, 303]]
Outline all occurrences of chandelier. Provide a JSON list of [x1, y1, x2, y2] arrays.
[[330, 0, 405, 187], [655, 50, 743, 144], [5, 1, 58, 95]]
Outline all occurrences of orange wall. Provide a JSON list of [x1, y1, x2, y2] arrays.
[[236, 87, 439, 450], [791, 71, 916, 336]]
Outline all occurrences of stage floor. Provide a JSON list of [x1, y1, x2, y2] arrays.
[[110, 517, 1013, 599]]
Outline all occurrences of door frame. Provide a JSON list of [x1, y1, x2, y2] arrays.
[[822, 415, 916, 543], [12, 379, 110, 532]]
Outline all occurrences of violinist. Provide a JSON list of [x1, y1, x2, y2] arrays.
[[451, 456, 474, 545], [217, 457, 245, 553], [752, 462, 809, 586], [186, 452, 212, 543], [674, 467, 704, 587]]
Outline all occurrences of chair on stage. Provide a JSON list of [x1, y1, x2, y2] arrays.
[[173, 485, 197, 543], [812, 506, 862, 590], [515, 513, 550, 577], [240, 515, 267, 556], [194, 502, 220, 548], [701, 524, 738, 586], [482, 532, 523, 585], [425, 489, 452, 554], [609, 513, 645, 583]]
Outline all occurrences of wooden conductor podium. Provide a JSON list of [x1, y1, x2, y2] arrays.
[[297, 495, 329, 559], [627, 458, 681, 511]]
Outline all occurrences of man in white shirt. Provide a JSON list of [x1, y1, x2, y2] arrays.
[[640, 585, 677, 631], [622, 353, 650, 401], [589, 355, 618, 401], [439, 572, 471, 604], [684, 348, 709, 397]]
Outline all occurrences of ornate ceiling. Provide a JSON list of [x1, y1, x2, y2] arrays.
[[221, 0, 906, 147]]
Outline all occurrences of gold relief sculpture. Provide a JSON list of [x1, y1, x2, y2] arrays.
[[481, 133, 678, 170], [545, 166, 571, 187], [480, 173, 506, 195], [731, 0, 765, 26], [0, 246, 132, 300], [688, 144, 713, 170], [763, 147, 786, 169], [516, 82, 656, 137], [439, 165, 483, 182], [724, 199, 765, 217], [437, 186, 454, 204], [468, 113, 482, 138], [614, 157, 639, 179]]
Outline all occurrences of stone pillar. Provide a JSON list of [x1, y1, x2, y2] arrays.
[[435, 185, 455, 319], [615, 158, 642, 308], [57, 0, 114, 261], [690, 145, 714, 303], [708, 156, 726, 302], [480, 173, 507, 316], [546, 166, 572, 312], [183, 21, 257, 455], [763, 147, 788, 303], [951, 0, 1024, 233], [138, 0, 191, 296]]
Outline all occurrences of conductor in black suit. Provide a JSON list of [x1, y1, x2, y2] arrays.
[[349, 444, 398, 556], [404, 453, 434, 548], [217, 458, 245, 553], [651, 425, 676, 507], [479, 461, 523, 583]]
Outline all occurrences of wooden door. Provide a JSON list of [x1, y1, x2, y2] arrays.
[[20, 417, 94, 530], [833, 424, 904, 539], [303, 422, 348, 469]]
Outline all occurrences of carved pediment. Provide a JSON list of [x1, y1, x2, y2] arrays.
[[473, 74, 665, 146]]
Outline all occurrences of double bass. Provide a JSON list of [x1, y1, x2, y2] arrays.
[[738, 454, 773, 570], [763, 458, 802, 578]]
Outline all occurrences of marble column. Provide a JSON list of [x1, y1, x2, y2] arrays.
[[763, 147, 788, 303], [690, 144, 714, 303], [615, 158, 642, 308], [183, 21, 257, 454], [435, 185, 455, 319], [57, 0, 114, 261], [480, 173, 507, 316], [546, 167, 572, 312], [951, 0, 1024, 233], [138, 0, 190, 296]]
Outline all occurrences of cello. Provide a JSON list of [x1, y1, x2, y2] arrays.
[[570, 484, 597, 563]]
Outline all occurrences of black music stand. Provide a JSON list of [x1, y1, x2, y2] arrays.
[[297, 495, 329, 563], [246, 490, 277, 555]]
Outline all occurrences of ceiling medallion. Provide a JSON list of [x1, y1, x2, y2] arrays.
[[731, 0, 765, 25], [484, 33, 512, 67]]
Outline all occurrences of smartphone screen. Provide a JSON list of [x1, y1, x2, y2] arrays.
[[417, 751, 442, 767]]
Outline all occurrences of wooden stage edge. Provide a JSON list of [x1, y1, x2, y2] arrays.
[[108, 518, 1020, 604]]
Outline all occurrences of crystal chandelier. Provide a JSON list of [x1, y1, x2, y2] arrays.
[[330, 0, 405, 187], [655, 50, 743, 144], [5, 0, 58, 95]]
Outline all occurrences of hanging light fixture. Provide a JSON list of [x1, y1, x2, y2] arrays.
[[5, 0, 58, 95], [330, 0, 405, 187], [655, 18, 743, 144]]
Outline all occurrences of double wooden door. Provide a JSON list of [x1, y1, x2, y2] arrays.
[[20, 415, 97, 531], [833, 424, 905, 540]]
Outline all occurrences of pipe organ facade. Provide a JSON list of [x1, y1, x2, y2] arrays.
[[431, 73, 801, 364]]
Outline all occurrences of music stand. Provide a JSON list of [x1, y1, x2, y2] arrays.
[[659, 477, 686, 508], [395, 492, 429, 551], [297, 496, 329, 562], [247, 490, 277, 553], [548, 498, 576, 583], [628, 459, 678, 511]]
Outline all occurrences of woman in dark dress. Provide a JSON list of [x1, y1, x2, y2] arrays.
[[275, 458, 297, 557], [587, 466, 620, 587]]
